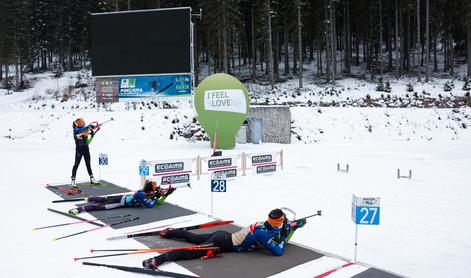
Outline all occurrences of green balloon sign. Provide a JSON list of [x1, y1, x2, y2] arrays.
[[194, 73, 249, 149]]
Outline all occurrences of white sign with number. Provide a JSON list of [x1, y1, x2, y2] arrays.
[[352, 195, 380, 225]]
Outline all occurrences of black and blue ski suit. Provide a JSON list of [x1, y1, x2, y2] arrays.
[[71, 124, 95, 180], [148, 220, 304, 267]]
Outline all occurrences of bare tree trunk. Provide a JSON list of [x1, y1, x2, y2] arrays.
[[399, 1, 404, 74], [395, 0, 399, 78], [433, 28, 438, 72], [449, 34, 454, 76], [274, 18, 280, 81], [266, 0, 274, 86], [344, 0, 351, 74], [14, 17, 19, 90], [251, 5, 256, 80], [325, 1, 331, 80], [330, 0, 336, 80], [283, 18, 289, 75], [416, 0, 421, 81], [444, 36, 448, 71], [355, 36, 360, 66], [222, 0, 228, 73], [406, 6, 411, 75], [297, 0, 303, 88], [387, 0, 392, 70], [468, 15, 471, 77], [379, 0, 383, 75], [425, 0, 430, 82]]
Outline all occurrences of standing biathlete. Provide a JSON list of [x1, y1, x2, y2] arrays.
[[142, 208, 306, 269], [69, 180, 176, 215], [71, 118, 98, 189]]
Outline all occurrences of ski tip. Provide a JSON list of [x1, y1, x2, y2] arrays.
[[32, 228, 37, 231], [52, 237, 58, 241], [73, 257, 78, 262], [90, 249, 94, 253]]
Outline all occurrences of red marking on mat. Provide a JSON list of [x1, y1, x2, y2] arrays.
[[314, 262, 354, 278]]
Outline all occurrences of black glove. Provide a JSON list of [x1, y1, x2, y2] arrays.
[[280, 219, 289, 238]]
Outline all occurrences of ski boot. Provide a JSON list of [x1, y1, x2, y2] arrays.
[[90, 176, 99, 184], [142, 258, 158, 270]]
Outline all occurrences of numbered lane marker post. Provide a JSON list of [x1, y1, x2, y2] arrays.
[[210, 172, 227, 218], [139, 160, 150, 187], [351, 194, 381, 262], [98, 153, 108, 181]]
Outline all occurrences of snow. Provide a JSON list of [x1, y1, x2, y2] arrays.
[[1, 71, 471, 278]]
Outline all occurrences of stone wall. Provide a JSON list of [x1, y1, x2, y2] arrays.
[[247, 105, 291, 144]]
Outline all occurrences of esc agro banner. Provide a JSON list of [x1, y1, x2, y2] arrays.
[[119, 74, 191, 99]]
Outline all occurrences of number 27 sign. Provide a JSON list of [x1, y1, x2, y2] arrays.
[[352, 195, 380, 225]]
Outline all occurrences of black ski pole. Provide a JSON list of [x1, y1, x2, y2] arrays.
[[52, 198, 87, 203]]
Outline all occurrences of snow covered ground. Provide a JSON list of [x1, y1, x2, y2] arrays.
[[1, 71, 471, 278]]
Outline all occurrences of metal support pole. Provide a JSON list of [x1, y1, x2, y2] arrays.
[[354, 224, 358, 262]]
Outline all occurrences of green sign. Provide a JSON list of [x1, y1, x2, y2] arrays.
[[194, 73, 249, 149]]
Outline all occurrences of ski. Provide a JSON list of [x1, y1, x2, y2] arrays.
[[53, 217, 139, 241], [47, 208, 103, 227], [82, 262, 200, 278], [33, 214, 132, 230], [107, 220, 233, 241], [124, 219, 192, 235], [75, 244, 216, 261]]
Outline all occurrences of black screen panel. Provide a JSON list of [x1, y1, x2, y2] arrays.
[[91, 8, 191, 76]]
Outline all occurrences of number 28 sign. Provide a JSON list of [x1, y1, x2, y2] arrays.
[[352, 195, 380, 225]]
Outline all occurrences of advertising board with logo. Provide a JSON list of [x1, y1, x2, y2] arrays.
[[250, 153, 277, 174], [207, 156, 238, 178], [118, 74, 191, 100], [151, 159, 193, 186]]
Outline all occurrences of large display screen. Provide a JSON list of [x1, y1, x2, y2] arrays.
[[91, 7, 191, 77]]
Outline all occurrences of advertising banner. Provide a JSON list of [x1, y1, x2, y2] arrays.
[[250, 152, 277, 174], [118, 74, 191, 100], [151, 158, 193, 187], [206, 156, 238, 178]]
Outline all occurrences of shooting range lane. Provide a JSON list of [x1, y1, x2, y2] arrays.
[[136, 224, 324, 278], [46, 180, 129, 199], [47, 182, 402, 277], [46, 180, 195, 227]]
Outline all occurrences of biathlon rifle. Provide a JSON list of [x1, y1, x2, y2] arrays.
[[89, 117, 114, 132], [297, 210, 322, 221]]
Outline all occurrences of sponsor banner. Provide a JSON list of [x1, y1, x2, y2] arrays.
[[214, 169, 237, 178], [151, 159, 193, 186], [207, 156, 237, 171], [155, 162, 185, 174], [256, 164, 276, 174], [250, 152, 277, 166], [251, 152, 277, 174], [204, 89, 247, 114], [96, 78, 119, 103], [161, 174, 191, 185], [118, 74, 191, 100]]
